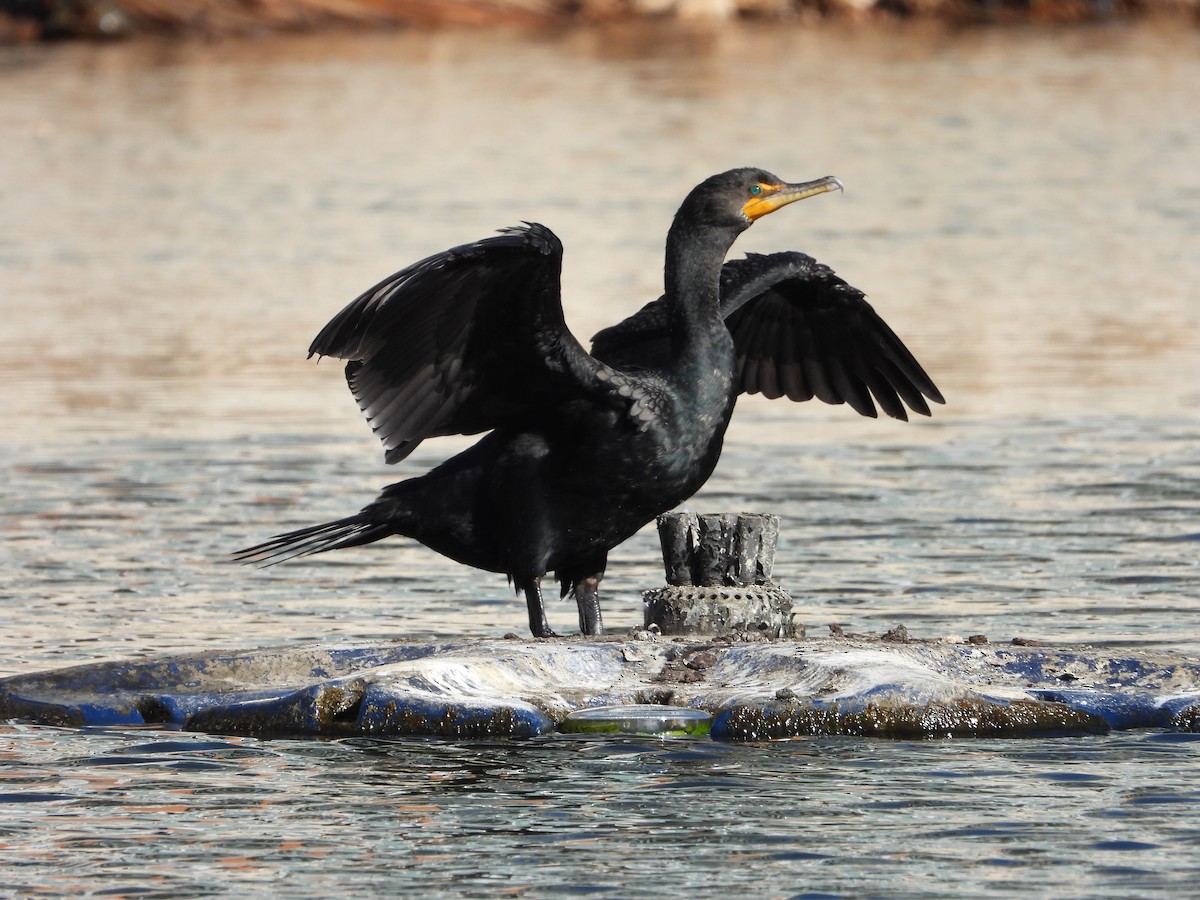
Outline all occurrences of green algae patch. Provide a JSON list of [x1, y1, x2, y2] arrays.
[[561, 704, 712, 737]]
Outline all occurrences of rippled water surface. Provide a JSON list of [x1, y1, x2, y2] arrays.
[[4, 725, 1200, 898], [2, 18, 1199, 897]]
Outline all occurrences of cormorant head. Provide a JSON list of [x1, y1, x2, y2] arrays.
[[678, 167, 843, 233]]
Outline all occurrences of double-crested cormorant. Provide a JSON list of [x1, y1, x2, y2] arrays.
[[236, 168, 943, 637]]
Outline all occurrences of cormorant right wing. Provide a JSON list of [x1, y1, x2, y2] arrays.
[[590, 251, 944, 421], [309, 223, 612, 464]]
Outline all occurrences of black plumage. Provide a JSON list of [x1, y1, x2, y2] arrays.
[[592, 251, 941, 420], [236, 168, 943, 637]]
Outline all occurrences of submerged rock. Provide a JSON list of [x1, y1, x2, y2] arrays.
[[2, 636, 1198, 741]]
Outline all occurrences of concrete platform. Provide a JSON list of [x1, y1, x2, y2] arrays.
[[2, 635, 1198, 740]]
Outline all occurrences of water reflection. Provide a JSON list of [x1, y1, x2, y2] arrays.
[[2, 20, 1199, 443], [3, 723, 1199, 897]]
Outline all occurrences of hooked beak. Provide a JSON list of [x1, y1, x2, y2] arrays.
[[742, 175, 843, 222]]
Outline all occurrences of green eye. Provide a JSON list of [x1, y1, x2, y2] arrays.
[[749, 184, 762, 196]]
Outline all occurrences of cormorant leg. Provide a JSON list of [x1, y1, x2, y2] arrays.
[[574, 575, 604, 637], [524, 579, 556, 638]]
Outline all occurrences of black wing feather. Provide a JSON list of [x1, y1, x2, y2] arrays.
[[592, 251, 944, 420], [310, 224, 606, 463]]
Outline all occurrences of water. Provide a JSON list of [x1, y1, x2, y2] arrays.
[[2, 18, 1200, 896], [3, 726, 1200, 897]]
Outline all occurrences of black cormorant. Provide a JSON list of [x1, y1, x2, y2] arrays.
[[235, 168, 943, 637]]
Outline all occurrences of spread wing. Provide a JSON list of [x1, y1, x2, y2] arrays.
[[590, 251, 944, 421], [309, 223, 610, 463]]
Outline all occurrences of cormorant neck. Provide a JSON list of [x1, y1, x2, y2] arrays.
[[663, 216, 743, 360]]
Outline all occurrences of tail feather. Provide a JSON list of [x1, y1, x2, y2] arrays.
[[234, 514, 394, 566]]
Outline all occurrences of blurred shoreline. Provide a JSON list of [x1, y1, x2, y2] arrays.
[[2, 0, 1196, 43]]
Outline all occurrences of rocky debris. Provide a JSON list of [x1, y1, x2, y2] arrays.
[[644, 512, 796, 639], [3, 631, 1199, 740]]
